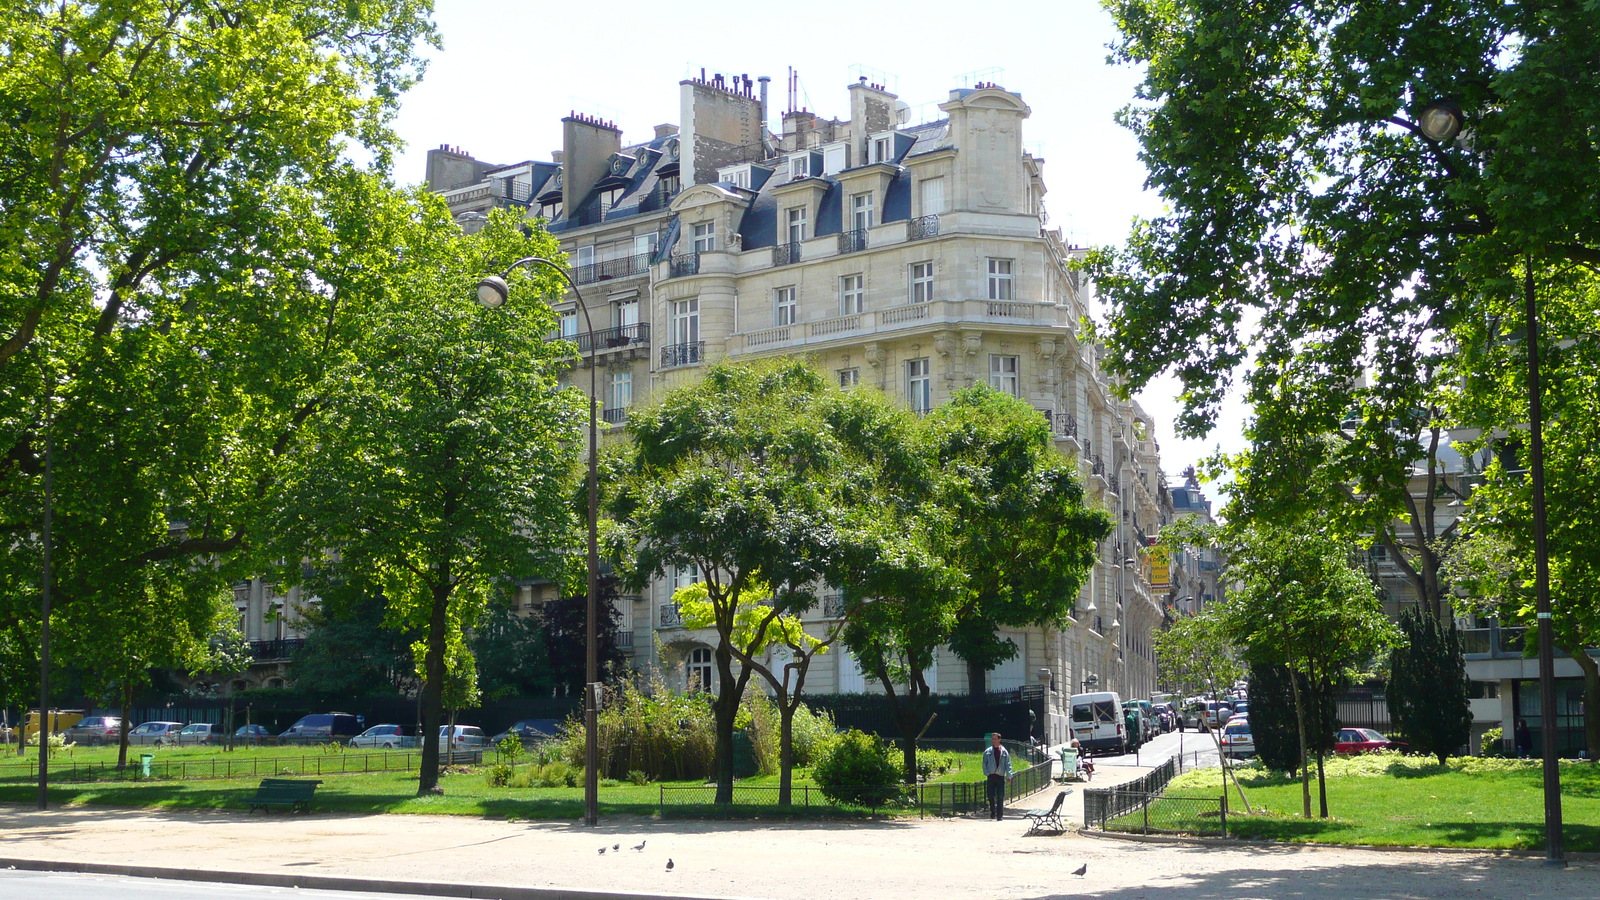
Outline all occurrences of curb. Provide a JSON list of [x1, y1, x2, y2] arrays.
[[1074, 828, 1600, 862], [0, 857, 763, 900]]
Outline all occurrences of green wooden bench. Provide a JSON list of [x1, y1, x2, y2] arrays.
[[243, 777, 322, 814]]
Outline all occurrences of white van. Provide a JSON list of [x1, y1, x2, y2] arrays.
[[1069, 692, 1127, 755]]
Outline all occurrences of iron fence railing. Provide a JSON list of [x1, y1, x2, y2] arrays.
[[772, 242, 801, 266], [668, 253, 699, 278], [573, 323, 649, 353], [249, 639, 305, 660], [1090, 455, 1106, 477], [659, 603, 683, 628], [601, 406, 630, 425], [1082, 757, 1177, 828], [838, 229, 868, 254], [571, 253, 652, 285], [0, 749, 469, 784], [1100, 790, 1227, 836], [638, 183, 678, 213], [660, 341, 705, 368], [907, 215, 940, 241]]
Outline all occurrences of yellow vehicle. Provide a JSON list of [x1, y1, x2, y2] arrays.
[[22, 709, 84, 742]]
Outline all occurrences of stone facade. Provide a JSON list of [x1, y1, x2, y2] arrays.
[[428, 73, 1190, 743]]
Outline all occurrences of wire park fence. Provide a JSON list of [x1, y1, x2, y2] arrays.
[[1082, 756, 1229, 837], [0, 749, 484, 784]]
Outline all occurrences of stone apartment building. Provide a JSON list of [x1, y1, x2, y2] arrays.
[[419, 72, 1184, 743]]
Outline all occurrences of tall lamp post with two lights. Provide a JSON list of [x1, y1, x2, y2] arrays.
[[1414, 100, 1563, 866], [476, 257, 602, 828]]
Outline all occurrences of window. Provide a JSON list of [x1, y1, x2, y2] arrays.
[[851, 192, 874, 232], [672, 297, 700, 345], [672, 563, 700, 590], [906, 358, 932, 414], [987, 258, 1014, 300], [872, 136, 891, 163], [774, 286, 797, 326], [610, 371, 632, 409], [920, 177, 945, 215], [989, 354, 1020, 397], [786, 207, 807, 246], [788, 154, 810, 179], [616, 297, 639, 330], [688, 647, 713, 693], [573, 245, 595, 270], [838, 649, 866, 693], [839, 368, 860, 389], [633, 232, 657, 260], [910, 262, 935, 303], [598, 188, 619, 216], [839, 274, 864, 316], [692, 221, 716, 253], [719, 166, 750, 189], [560, 310, 579, 339], [660, 174, 680, 195]]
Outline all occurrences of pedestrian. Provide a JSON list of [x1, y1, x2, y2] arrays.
[[1070, 739, 1094, 779], [1514, 719, 1532, 758], [982, 732, 1012, 821]]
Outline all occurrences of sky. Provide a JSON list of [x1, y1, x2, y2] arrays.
[[387, 0, 1251, 487]]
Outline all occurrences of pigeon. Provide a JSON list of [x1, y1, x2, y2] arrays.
[[612, 843, 620, 851], [598, 848, 606, 855], [666, 858, 674, 872], [1072, 863, 1087, 877], [632, 840, 647, 851]]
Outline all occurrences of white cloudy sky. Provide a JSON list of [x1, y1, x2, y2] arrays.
[[387, 0, 1251, 483]]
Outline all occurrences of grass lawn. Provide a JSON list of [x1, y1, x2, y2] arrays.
[[0, 744, 999, 820], [1150, 753, 1600, 852]]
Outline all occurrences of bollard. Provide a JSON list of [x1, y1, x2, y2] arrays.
[[139, 754, 153, 779]]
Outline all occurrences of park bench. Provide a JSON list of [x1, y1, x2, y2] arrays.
[[1022, 789, 1070, 835], [243, 777, 322, 814]]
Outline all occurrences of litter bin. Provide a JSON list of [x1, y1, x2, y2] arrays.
[[140, 754, 153, 779]]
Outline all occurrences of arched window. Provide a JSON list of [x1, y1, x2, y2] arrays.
[[687, 647, 713, 694]]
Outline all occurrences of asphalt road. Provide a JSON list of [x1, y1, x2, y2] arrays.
[[1083, 725, 1226, 770], [0, 871, 436, 900]]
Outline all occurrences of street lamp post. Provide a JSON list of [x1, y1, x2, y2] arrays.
[[1416, 100, 1564, 866], [477, 257, 601, 828]]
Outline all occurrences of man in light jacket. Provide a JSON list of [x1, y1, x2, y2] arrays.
[[982, 732, 1012, 820]]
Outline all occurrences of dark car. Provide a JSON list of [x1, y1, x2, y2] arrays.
[[233, 724, 272, 744], [176, 722, 227, 745], [489, 719, 561, 748], [62, 716, 122, 746], [279, 713, 363, 745]]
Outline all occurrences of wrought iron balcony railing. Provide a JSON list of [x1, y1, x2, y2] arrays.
[[249, 639, 305, 660], [660, 603, 683, 628], [837, 229, 868, 254], [571, 252, 653, 285], [668, 252, 700, 278], [907, 215, 940, 241], [602, 406, 630, 425], [772, 242, 801, 266], [660, 341, 705, 368], [573, 323, 650, 353]]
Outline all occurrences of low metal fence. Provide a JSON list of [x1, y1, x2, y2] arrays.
[[1101, 790, 1227, 837], [915, 757, 1052, 818], [1081, 757, 1177, 827], [659, 783, 841, 816], [0, 748, 483, 784]]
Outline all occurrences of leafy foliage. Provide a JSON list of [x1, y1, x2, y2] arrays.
[[1389, 607, 1474, 764], [813, 729, 903, 810]]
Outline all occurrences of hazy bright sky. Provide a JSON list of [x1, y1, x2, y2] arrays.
[[388, 0, 1250, 485]]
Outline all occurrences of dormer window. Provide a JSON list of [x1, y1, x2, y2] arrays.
[[872, 136, 892, 163], [788, 154, 811, 179], [718, 164, 752, 189], [598, 188, 621, 216]]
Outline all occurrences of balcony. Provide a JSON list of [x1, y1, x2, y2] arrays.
[[660, 341, 705, 368], [571, 252, 653, 286], [907, 215, 940, 241], [822, 593, 848, 618], [772, 242, 801, 267], [837, 229, 868, 254], [573, 323, 650, 354], [1090, 455, 1107, 478], [638, 182, 678, 213], [602, 406, 630, 425], [249, 639, 305, 661], [728, 298, 1067, 356], [608, 628, 635, 651], [660, 603, 683, 628], [668, 253, 700, 278]]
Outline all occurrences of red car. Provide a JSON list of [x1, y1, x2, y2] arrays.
[[1336, 728, 1408, 754]]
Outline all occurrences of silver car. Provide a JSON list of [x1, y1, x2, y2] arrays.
[[126, 721, 184, 745], [349, 724, 419, 750]]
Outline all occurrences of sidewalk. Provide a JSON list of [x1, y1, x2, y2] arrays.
[[2, 793, 1591, 900]]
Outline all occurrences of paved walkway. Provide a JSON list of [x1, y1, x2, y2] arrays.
[[2, 777, 1592, 900]]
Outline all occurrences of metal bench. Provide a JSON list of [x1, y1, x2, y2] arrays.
[[1022, 789, 1070, 835], [243, 777, 322, 814]]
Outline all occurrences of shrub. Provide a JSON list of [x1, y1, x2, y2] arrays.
[[813, 729, 902, 810], [555, 672, 717, 782], [789, 703, 838, 767], [496, 734, 524, 762], [1480, 726, 1504, 757], [512, 761, 582, 789], [486, 763, 514, 787], [915, 749, 957, 781], [627, 769, 649, 786], [743, 693, 781, 776]]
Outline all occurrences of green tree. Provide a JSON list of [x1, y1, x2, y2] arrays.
[[267, 209, 583, 795], [1152, 600, 1250, 810], [926, 387, 1110, 698], [1389, 606, 1474, 764], [1246, 660, 1304, 774], [0, 1, 437, 724], [290, 584, 419, 699], [611, 361, 918, 803], [1223, 523, 1398, 818]]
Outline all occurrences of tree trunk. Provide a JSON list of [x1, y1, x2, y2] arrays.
[[1569, 646, 1600, 762], [712, 689, 738, 804], [116, 681, 133, 770], [1290, 672, 1311, 818], [1316, 751, 1329, 818], [967, 664, 986, 700], [416, 582, 451, 796], [778, 699, 795, 806]]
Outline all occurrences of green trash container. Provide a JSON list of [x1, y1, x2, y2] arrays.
[[139, 754, 153, 779]]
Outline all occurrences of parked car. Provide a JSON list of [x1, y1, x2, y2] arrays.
[[127, 721, 184, 745], [438, 725, 489, 755], [1220, 716, 1255, 759], [349, 724, 420, 750], [1179, 700, 1204, 731], [1336, 728, 1408, 754], [1154, 703, 1176, 733], [1231, 700, 1250, 718], [62, 716, 122, 746], [1202, 700, 1233, 729], [176, 722, 227, 745], [233, 724, 272, 744], [279, 713, 363, 745], [1129, 700, 1159, 740], [489, 719, 561, 748]]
